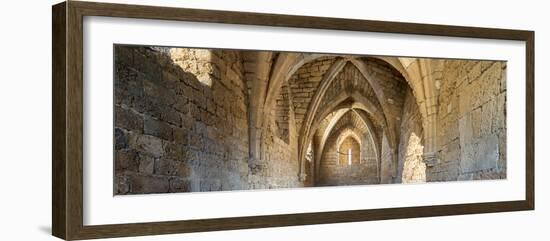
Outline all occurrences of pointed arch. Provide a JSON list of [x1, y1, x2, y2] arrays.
[[336, 129, 363, 150], [314, 108, 381, 180], [300, 89, 388, 178], [355, 57, 441, 169]]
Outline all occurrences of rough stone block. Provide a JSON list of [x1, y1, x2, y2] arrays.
[[169, 178, 192, 192], [492, 93, 506, 133], [115, 149, 139, 172], [115, 107, 143, 131], [477, 135, 499, 171], [172, 127, 189, 145], [138, 154, 155, 174], [114, 128, 129, 150], [457, 87, 471, 118], [459, 142, 476, 174], [480, 62, 502, 99], [199, 180, 211, 191], [480, 99, 495, 137], [467, 62, 481, 83], [206, 126, 220, 140], [180, 113, 194, 130], [175, 81, 194, 98], [132, 134, 164, 157], [163, 142, 189, 161], [458, 114, 473, 147], [156, 158, 192, 177], [445, 119, 459, 144], [460, 135, 499, 173], [144, 115, 173, 141], [136, 97, 162, 120], [457, 173, 473, 181], [128, 174, 170, 194], [144, 79, 176, 106], [133, 53, 161, 80], [210, 179, 222, 191], [188, 103, 201, 121], [114, 175, 130, 194], [442, 140, 460, 163], [161, 70, 181, 87], [161, 108, 181, 127], [469, 80, 483, 109], [193, 120, 207, 134], [498, 132, 507, 171], [471, 107, 482, 140]]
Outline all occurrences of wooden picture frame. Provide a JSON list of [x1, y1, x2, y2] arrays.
[[52, 1, 534, 240]]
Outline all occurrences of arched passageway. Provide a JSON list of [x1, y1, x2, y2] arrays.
[[113, 45, 507, 194]]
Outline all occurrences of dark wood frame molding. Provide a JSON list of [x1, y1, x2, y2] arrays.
[[52, 1, 535, 240]]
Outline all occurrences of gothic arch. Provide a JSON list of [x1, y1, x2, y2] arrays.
[[336, 129, 363, 152], [359, 57, 441, 166], [377, 57, 441, 164], [301, 90, 387, 179], [313, 109, 380, 179], [247, 51, 441, 177]]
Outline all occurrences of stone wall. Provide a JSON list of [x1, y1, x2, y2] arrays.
[[273, 83, 291, 143], [114, 46, 307, 194], [397, 90, 425, 183], [318, 131, 378, 186], [289, 57, 338, 129], [317, 111, 379, 186], [428, 60, 507, 181], [361, 128, 378, 172], [249, 126, 303, 189], [337, 137, 361, 165], [254, 84, 303, 189], [114, 46, 250, 194]]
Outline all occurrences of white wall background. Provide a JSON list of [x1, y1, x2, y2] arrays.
[[0, 0, 547, 240]]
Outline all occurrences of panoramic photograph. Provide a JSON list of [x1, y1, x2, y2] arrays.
[[113, 45, 507, 195]]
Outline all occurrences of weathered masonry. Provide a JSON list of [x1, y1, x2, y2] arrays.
[[114, 46, 507, 194]]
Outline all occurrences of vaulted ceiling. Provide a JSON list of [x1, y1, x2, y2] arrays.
[[243, 51, 441, 181]]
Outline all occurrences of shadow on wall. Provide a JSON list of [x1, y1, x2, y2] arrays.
[[114, 46, 252, 194]]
